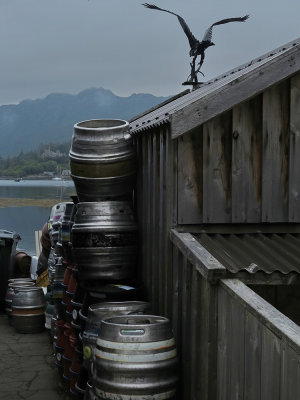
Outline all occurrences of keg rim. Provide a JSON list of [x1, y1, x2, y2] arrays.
[[101, 314, 170, 327], [88, 301, 150, 314], [74, 119, 129, 131]]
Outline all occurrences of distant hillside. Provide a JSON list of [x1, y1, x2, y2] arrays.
[[0, 88, 169, 157]]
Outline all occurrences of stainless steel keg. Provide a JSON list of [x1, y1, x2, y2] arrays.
[[82, 301, 150, 377], [93, 315, 178, 399], [72, 202, 137, 281], [69, 119, 136, 201], [12, 286, 46, 333]]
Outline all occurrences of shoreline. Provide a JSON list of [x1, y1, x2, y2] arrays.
[[0, 197, 59, 208]]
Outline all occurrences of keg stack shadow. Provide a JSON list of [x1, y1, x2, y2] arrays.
[[44, 119, 178, 399]]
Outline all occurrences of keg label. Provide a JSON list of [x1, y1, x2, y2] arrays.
[[56, 352, 62, 361]]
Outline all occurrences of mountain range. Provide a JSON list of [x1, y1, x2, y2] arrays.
[[0, 88, 169, 157]]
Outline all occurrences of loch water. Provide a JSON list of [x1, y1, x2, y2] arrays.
[[0, 179, 75, 255]]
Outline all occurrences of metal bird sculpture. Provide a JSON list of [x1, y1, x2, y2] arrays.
[[143, 4, 249, 85]]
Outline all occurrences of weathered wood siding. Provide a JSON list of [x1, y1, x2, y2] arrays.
[[178, 73, 300, 224], [135, 124, 177, 317], [218, 279, 300, 400], [135, 121, 221, 398]]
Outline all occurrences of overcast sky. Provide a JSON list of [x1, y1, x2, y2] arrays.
[[0, 0, 299, 105]]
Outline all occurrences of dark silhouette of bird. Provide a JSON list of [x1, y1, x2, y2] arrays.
[[143, 4, 249, 83]]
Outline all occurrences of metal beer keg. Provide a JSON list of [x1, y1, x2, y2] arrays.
[[93, 315, 178, 400], [82, 301, 150, 376], [69, 119, 136, 201], [72, 202, 137, 281], [12, 286, 46, 333]]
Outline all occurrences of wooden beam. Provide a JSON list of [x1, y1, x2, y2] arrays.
[[169, 229, 227, 282], [171, 44, 300, 139]]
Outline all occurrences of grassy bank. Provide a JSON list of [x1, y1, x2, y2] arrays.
[[0, 197, 56, 208]]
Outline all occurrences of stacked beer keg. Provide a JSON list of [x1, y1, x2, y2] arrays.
[[50, 119, 179, 400], [45, 202, 78, 382]]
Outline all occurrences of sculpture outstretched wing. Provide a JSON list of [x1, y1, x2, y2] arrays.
[[202, 15, 249, 42], [143, 3, 198, 49]]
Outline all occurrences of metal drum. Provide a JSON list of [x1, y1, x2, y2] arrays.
[[69, 119, 136, 201], [93, 315, 178, 400], [5, 281, 35, 317], [12, 286, 46, 333], [82, 301, 150, 377], [72, 202, 137, 281]]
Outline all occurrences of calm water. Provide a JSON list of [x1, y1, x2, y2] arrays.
[[0, 180, 75, 255]]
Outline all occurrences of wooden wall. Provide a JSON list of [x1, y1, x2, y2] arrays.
[[135, 124, 177, 317], [178, 73, 300, 224], [133, 72, 300, 400], [218, 279, 300, 400]]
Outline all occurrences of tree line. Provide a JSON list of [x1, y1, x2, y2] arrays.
[[0, 142, 71, 178]]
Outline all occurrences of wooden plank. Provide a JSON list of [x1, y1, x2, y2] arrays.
[[198, 277, 218, 400], [217, 285, 245, 400], [262, 81, 290, 222], [165, 126, 177, 318], [177, 127, 203, 224], [135, 136, 143, 285], [158, 128, 165, 315], [171, 245, 181, 346], [146, 134, 152, 301], [170, 230, 227, 282], [203, 111, 232, 223], [289, 72, 300, 221], [190, 267, 200, 400], [151, 132, 158, 312], [260, 327, 281, 400], [228, 294, 245, 400], [171, 43, 300, 138], [217, 285, 232, 400], [244, 310, 262, 400], [280, 342, 300, 400], [232, 96, 262, 222], [181, 258, 192, 400]]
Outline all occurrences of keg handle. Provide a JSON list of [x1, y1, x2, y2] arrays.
[[120, 328, 145, 336]]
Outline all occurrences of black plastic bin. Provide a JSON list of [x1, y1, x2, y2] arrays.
[[0, 230, 20, 310]]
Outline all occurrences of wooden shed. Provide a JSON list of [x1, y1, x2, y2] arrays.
[[130, 38, 300, 399]]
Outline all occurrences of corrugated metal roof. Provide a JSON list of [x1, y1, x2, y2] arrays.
[[194, 233, 300, 275], [130, 38, 300, 135]]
